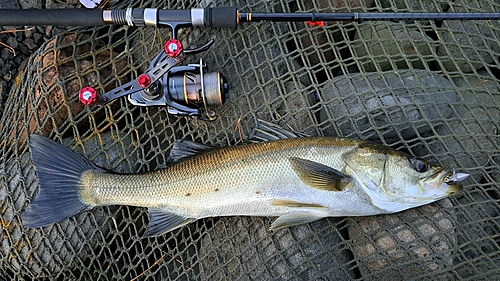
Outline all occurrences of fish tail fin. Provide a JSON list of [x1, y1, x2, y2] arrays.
[[23, 134, 102, 228]]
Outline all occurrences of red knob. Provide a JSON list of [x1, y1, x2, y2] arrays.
[[164, 39, 183, 58], [137, 74, 151, 88], [79, 86, 97, 105]]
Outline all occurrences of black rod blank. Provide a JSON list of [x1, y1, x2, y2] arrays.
[[240, 12, 500, 22]]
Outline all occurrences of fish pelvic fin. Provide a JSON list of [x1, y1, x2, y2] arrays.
[[270, 200, 330, 230], [22, 134, 102, 228], [290, 157, 351, 191], [144, 208, 196, 237], [270, 213, 327, 230]]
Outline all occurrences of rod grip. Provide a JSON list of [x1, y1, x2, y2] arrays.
[[0, 9, 104, 26], [204, 7, 237, 29]]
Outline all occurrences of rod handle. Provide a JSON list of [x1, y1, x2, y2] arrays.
[[0, 9, 104, 26]]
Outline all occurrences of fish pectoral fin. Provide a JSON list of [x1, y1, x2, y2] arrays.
[[144, 208, 195, 237], [290, 157, 351, 191], [270, 212, 328, 230], [167, 140, 216, 164]]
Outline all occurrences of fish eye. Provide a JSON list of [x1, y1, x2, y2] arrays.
[[410, 158, 429, 173]]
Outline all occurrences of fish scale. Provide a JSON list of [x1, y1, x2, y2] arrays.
[[82, 139, 353, 211], [22, 123, 466, 236]]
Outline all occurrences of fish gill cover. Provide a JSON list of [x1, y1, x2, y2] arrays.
[[0, 0, 499, 279]]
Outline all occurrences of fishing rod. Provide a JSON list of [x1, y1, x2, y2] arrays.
[[3, 7, 500, 120], [2, 8, 500, 27]]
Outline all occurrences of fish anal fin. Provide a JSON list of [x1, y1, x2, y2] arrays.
[[167, 140, 215, 164], [290, 157, 351, 192], [270, 213, 327, 230], [144, 208, 195, 237]]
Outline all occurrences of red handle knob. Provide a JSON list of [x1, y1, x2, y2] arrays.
[[137, 74, 151, 88], [79, 86, 98, 105], [164, 39, 183, 58]]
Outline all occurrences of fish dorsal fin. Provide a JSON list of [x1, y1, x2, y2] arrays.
[[290, 157, 351, 192], [144, 208, 195, 237], [248, 119, 309, 142], [167, 140, 215, 164]]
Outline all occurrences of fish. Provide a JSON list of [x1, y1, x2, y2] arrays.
[[22, 120, 468, 237]]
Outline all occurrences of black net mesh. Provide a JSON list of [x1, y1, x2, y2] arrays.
[[1, 0, 499, 279]]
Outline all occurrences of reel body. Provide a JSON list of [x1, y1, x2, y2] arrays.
[[129, 58, 228, 121]]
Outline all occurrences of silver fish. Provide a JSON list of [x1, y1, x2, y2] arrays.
[[23, 121, 468, 237]]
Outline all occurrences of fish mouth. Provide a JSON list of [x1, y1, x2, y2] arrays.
[[423, 170, 468, 196], [425, 169, 469, 185], [441, 170, 468, 196]]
